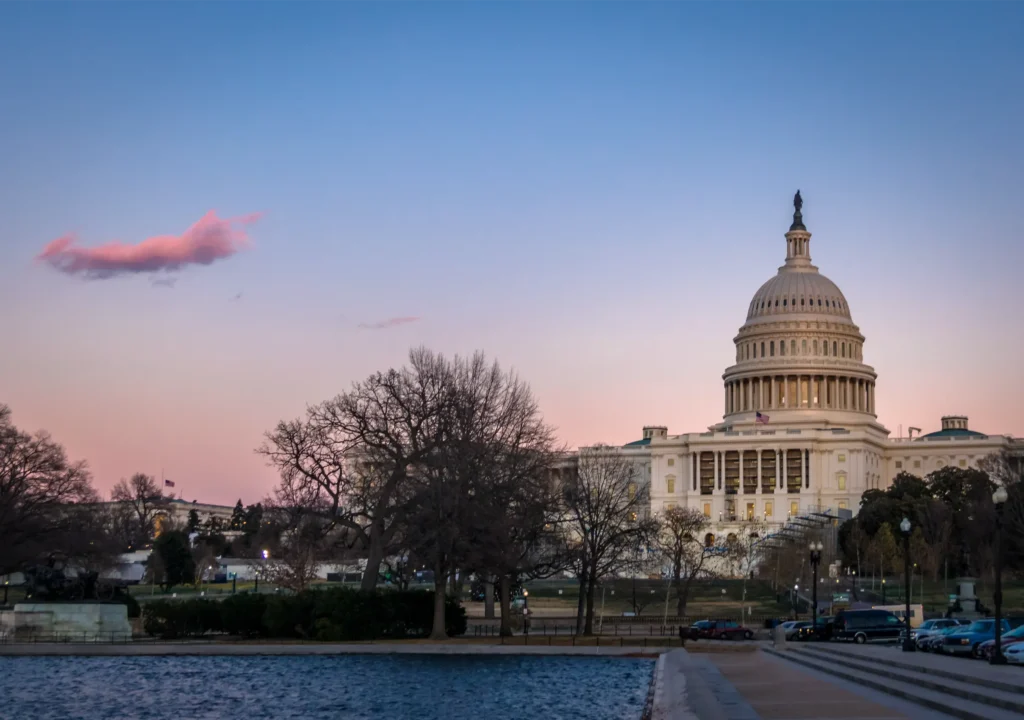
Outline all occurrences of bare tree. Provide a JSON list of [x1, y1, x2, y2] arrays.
[[0, 404, 101, 576], [658, 507, 717, 617], [724, 518, 769, 605], [258, 347, 451, 591], [561, 447, 660, 635], [259, 520, 327, 592], [110, 473, 167, 546]]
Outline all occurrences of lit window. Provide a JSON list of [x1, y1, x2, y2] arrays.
[[627, 483, 637, 501], [838, 454, 846, 463], [666, 476, 676, 494], [764, 501, 773, 517], [667, 458, 674, 466], [959, 459, 966, 468], [790, 501, 799, 517], [838, 501, 848, 510], [746, 502, 754, 520], [837, 473, 847, 491], [665, 502, 677, 510], [914, 460, 921, 469], [703, 503, 711, 518], [895, 461, 902, 469]]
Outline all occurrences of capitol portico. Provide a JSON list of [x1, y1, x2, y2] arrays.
[[582, 193, 1022, 541]]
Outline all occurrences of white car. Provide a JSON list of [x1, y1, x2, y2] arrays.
[[778, 620, 811, 640], [1003, 642, 1024, 665]]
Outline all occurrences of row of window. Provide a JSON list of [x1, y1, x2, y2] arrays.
[[738, 337, 862, 362], [894, 458, 969, 470], [751, 295, 847, 315], [684, 498, 850, 528]]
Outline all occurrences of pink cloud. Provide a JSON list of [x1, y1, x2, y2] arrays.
[[358, 316, 421, 330], [36, 210, 261, 279]]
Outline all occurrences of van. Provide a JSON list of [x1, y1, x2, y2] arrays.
[[831, 609, 903, 643]]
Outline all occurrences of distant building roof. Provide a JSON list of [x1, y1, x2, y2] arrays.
[[624, 438, 651, 447], [920, 428, 987, 439]]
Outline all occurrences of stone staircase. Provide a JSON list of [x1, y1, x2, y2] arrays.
[[764, 644, 1024, 720]]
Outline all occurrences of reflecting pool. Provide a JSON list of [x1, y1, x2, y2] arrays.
[[0, 654, 653, 719]]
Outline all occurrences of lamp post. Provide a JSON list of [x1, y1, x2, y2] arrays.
[[809, 541, 823, 632], [793, 583, 799, 619], [899, 517, 915, 652], [881, 577, 886, 605], [991, 485, 1009, 665]]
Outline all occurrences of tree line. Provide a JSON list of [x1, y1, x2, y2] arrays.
[[838, 461, 1024, 585]]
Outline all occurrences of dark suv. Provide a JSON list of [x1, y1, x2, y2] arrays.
[[688, 620, 754, 640], [832, 609, 903, 643]]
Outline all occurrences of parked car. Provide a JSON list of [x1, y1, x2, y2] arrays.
[[831, 609, 903, 644], [688, 620, 754, 640], [909, 618, 963, 648], [978, 624, 1024, 660], [919, 624, 964, 652], [795, 616, 833, 641], [777, 620, 810, 640], [942, 619, 1012, 658], [1002, 642, 1024, 665]]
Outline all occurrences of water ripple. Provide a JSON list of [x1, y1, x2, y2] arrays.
[[0, 654, 653, 719]]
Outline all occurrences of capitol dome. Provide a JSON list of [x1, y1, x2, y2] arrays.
[[721, 192, 878, 426]]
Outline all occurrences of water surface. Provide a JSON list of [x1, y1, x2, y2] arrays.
[[0, 654, 652, 719]]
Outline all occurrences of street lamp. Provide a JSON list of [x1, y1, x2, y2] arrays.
[[991, 485, 1009, 665], [881, 577, 886, 605], [793, 583, 800, 620], [809, 541, 823, 632], [899, 517, 915, 652]]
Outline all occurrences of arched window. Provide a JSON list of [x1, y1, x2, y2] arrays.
[[704, 533, 715, 548], [841, 343, 846, 358], [770, 341, 775, 356], [802, 339, 807, 354], [813, 339, 818, 354], [791, 340, 796, 355], [761, 341, 765, 357], [726, 533, 738, 543], [780, 341, 785, 356], [823, 341, 828, 356], [833, 341, 838, 356]]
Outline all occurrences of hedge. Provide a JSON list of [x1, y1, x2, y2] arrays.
[[143, 587, 467, 641]]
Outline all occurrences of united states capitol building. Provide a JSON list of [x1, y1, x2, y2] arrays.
[[581, 193, 1022, 538]]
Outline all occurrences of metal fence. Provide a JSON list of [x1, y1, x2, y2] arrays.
[[0, 631, 132, 644]]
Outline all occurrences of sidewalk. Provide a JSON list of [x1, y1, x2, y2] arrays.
[[704, 649, 918, 719]]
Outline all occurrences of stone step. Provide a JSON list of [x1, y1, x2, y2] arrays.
[[795, 644, 1024, 696], [763, 648, 1023, 720], [790, 646, 1024, 714]]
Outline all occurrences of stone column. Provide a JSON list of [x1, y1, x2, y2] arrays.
[[738, 450, 744, 494], [756, 450, 762, 494]]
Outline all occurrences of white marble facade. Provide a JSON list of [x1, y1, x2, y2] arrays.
[[571, 196, 1022, 543]]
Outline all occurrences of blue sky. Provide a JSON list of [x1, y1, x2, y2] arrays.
[[1, 2, 1022, 503]]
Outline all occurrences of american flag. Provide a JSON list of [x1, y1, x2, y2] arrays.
[[756, 412, 770, 425], [164, 479, 175, 488]]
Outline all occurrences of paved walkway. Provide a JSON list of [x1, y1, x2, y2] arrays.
[[703, 650, 948, 720]]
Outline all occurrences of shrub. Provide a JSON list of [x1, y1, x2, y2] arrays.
[[220, 593, 267, 637], [117, 593, 141, 619], [142, 598, 222, 639]]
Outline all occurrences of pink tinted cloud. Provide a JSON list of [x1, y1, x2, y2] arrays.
[[36, 210, 261, 279], [358, 316, 421, 330]]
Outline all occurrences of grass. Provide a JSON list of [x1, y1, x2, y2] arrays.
[[854, 577, 1024, 614]]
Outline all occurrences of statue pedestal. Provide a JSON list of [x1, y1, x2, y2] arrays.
[[954, 578, 982, 619], [5, 603, 131, 641]]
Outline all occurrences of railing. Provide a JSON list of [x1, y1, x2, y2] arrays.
[[0, 631, 133, 644]]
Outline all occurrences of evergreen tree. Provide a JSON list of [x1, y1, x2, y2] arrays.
[[152, 530, 196, 589], [229, 500, 246, 530], [242, 503, 263, 536], [187, 509, 200, 534]]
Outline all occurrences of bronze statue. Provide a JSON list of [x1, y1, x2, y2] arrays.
[[22, 554, 123, 601], [794, 190, 803, 214]]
